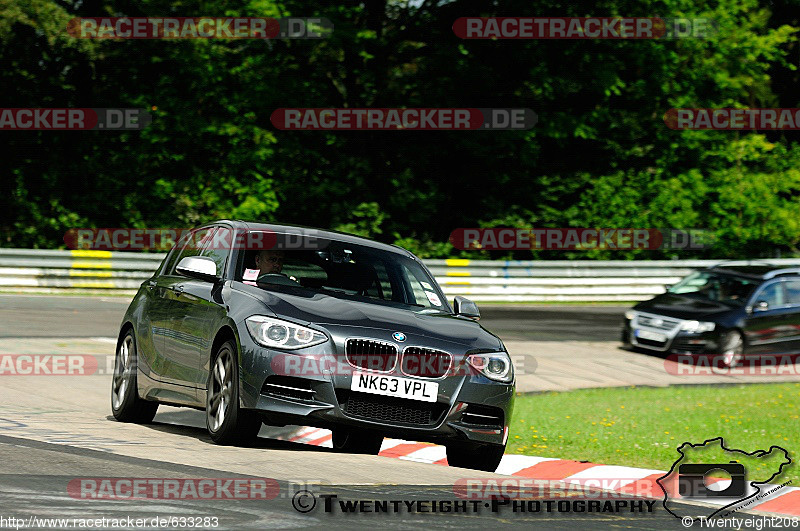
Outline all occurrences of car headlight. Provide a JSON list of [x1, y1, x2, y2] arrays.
[[245, 315, 328, 350], [466, 352, 513, 383], [624, 310, 636, 320], [680, 320, 715, 333]]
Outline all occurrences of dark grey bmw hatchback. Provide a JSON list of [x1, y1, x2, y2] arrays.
[[111, 220, 514, 471]]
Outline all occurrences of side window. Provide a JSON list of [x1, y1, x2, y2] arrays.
[[161, 229, 201, 276], [400, 264, 443, 308], [158, 247, 180, 277], [755, 282, 786, 309], [784, 280, 800, 306], [196, 228, 230, 277], [167, 228, 210, 275], [168, 227, 228, 277]]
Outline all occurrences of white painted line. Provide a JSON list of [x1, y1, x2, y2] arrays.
[[90, 337, 118, 344]]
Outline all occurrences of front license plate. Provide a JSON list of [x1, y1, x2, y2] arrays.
[[351, 372, 438, 403], [635, 329, 667, 342]]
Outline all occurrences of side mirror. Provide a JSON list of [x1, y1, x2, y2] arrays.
[[754, 300, 769, 312], [453, 295, 480, 320], [176, 256, 218, 282]]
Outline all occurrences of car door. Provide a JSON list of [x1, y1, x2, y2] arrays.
[[155, 226, 215, 389], [780, 279, 800, 353], [744, 280, 796, 355], [135, 245, 184, 381], [171, 226, 231, 388]]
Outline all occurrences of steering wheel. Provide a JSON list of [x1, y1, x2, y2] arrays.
[[256, 273, 299, 287]]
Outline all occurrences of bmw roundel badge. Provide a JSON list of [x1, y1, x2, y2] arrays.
[[392, 332, 406, 342]]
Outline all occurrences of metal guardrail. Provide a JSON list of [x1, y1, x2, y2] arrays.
[[427, 259, 800, 301], [0, 249, 163, 290], [2, 249, 800, 301]]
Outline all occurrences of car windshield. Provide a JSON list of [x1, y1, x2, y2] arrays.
[[237, 239, 448, 312], [667, 271, 759, 306]]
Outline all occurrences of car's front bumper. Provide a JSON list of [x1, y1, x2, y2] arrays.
[[622, 312, 721, 355], [236, 329, 514, 447]]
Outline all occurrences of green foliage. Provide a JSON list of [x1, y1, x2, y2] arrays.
[[1, 0, 799, 258], [393, 235, 468, 259], [333, 201, 386, 238]]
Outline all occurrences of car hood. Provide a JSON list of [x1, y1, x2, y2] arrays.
[[634, 293, 740, 320], [237, 284, 503, 351]]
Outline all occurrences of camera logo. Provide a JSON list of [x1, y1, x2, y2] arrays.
[[657, 437, 792, 521], [677, 462, 746, 498]]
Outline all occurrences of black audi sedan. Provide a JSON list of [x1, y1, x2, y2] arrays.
[[111, 220, 514, 471], [622, 262, 800, 367]]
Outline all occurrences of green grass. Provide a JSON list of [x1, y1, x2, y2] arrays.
[[508, 383, 800, 485]]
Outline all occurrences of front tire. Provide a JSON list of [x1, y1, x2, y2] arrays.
[[332, 428, 383, 455], [206, 340, 262, 445], [446, 442, 506, 472], [717, 331, 744, 368], [111, 331, 159, 423]]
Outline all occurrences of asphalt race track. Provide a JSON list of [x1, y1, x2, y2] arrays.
[[0, 294, 777, 529], [0, 294, 625, 340]]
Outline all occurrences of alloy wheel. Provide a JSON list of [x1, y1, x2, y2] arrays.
[[112, 335, 132, 410], [208, 348, 234, 432]]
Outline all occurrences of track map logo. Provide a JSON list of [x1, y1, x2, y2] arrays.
[[657, 437, 791, 523]]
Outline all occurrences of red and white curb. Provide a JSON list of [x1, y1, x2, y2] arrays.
[[279, 426, 800, 517]]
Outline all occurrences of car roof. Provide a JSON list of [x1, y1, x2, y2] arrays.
[[211, 219, 412, 257], [707, 262, 800, 280]]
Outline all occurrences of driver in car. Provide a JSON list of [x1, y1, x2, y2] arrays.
[[254, 249, 299, 285], [255, 249, 285, 275]]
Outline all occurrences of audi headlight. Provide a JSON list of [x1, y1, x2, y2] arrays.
[[466, 352, 513, 383], [246, 316, 328, 349], [680, 320, 715, 333]]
